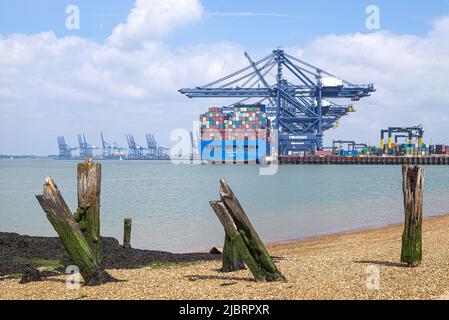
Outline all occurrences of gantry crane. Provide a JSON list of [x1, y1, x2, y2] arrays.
[[126, 134, 146, 159], [101, 132, 126, 158], [332, 140, 367, 153], [77, 134, 97, 159], [145, 133, 158, 159], [380, 125, 424, 151], [179, 48, 375, 154], [57, 136, 77, 159]]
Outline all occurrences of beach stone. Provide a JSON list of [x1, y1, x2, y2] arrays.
[[19, 267, 41, 284]]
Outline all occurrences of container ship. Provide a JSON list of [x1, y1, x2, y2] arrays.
[[199, 103, 273, 163]]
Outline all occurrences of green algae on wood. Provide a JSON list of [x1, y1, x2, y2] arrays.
[[221, 230, 245, 272], [401, 165, 424, 267], [76, 158, 101, 260], [36, 177, 116, 285], [219, 179, 285, 281], [210, 181, 286, 282], [219, 179, 282, 280], [123, 218, 132, 249]]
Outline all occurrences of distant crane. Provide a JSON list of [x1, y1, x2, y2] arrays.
[[126, 134, 146, 159], [156, 146, 170, 159], [57, 136, 77, 160], [145, 133, 158, 159], [77, 134, 97, 159], [179, 48, 375, 154], [332, 140, 367, 153], [101, 132, 126, 159]]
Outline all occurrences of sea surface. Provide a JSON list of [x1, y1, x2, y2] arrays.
[[1, 160, 448, 253]]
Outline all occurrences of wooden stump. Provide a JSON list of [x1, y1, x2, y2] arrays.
[[123, 218, 132, 249], [210, 179, 286, 282], [75, 158, 101, 259], [221, 230, 245, 272], [401, 165, 424, 267], [210, 201, 259, 276], [36, 177, 116, 285]]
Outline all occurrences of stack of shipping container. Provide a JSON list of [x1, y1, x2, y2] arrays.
[[200, 104, 272, 162], [325, 143, 449, 157], [383, 143, 448, 157], [333, 144, 449, 157]]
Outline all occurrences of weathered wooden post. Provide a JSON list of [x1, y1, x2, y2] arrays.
[[210, 200, 245, 272], [401, 165, 424, 267], [75, 157, 101, 259], [221, 231, 245, 272], [210, 201, 259, 275], [210, 179, 286, 282], [36, 177, 116, 285], [123, 218, 132, 249]]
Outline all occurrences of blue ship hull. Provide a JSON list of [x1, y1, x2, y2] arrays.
[[200, 139, 270, 163]]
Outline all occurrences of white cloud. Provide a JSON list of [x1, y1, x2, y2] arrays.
[[0, 29, 244, 154], [0, 0, 448, 154], [107, 0, 203, 49]]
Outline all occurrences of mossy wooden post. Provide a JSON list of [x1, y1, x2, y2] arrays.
[[210, 201, 262, 278], [123, 218, 132, 249], [401, 165, 424, 267], [219, 179, 285, 281], [75, 157, 101, 259], [36, 177, 116, 285], [210, 179, 286, 282], [221, 231, 245, 272]]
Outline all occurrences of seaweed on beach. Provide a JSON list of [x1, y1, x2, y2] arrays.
[[0, 232, 220, 278]]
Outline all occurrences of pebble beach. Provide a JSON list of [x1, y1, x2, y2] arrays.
[[1, 214, 449, 300]]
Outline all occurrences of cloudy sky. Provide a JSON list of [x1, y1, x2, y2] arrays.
[[1, 0, 448, 155]]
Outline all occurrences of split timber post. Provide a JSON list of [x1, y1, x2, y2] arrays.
[[401, 165, 424, 267], [221, 230, 245, 272], [123, 218, 132, 249], [210, 179, 286, 282], [75, 157, 101, 259], [36, 177, 116, 285]]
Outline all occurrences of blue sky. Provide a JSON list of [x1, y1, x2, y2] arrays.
[[1, 0, 449, 154], [1, 0, 448, 50]]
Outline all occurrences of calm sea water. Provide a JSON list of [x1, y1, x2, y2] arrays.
[[1, 160, 448, 253]]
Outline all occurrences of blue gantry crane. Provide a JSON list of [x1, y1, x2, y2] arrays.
[[126, 134, 146, 159], [101, 132, 126, 159], [145, 133, 158, 159], [179, 48, 375, 154], [57, 136, 77, 159], [380, 124, 424, 152], [77, 134, 97, 159]]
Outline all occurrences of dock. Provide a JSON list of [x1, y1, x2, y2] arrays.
[[279, 156, 449, 165]]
